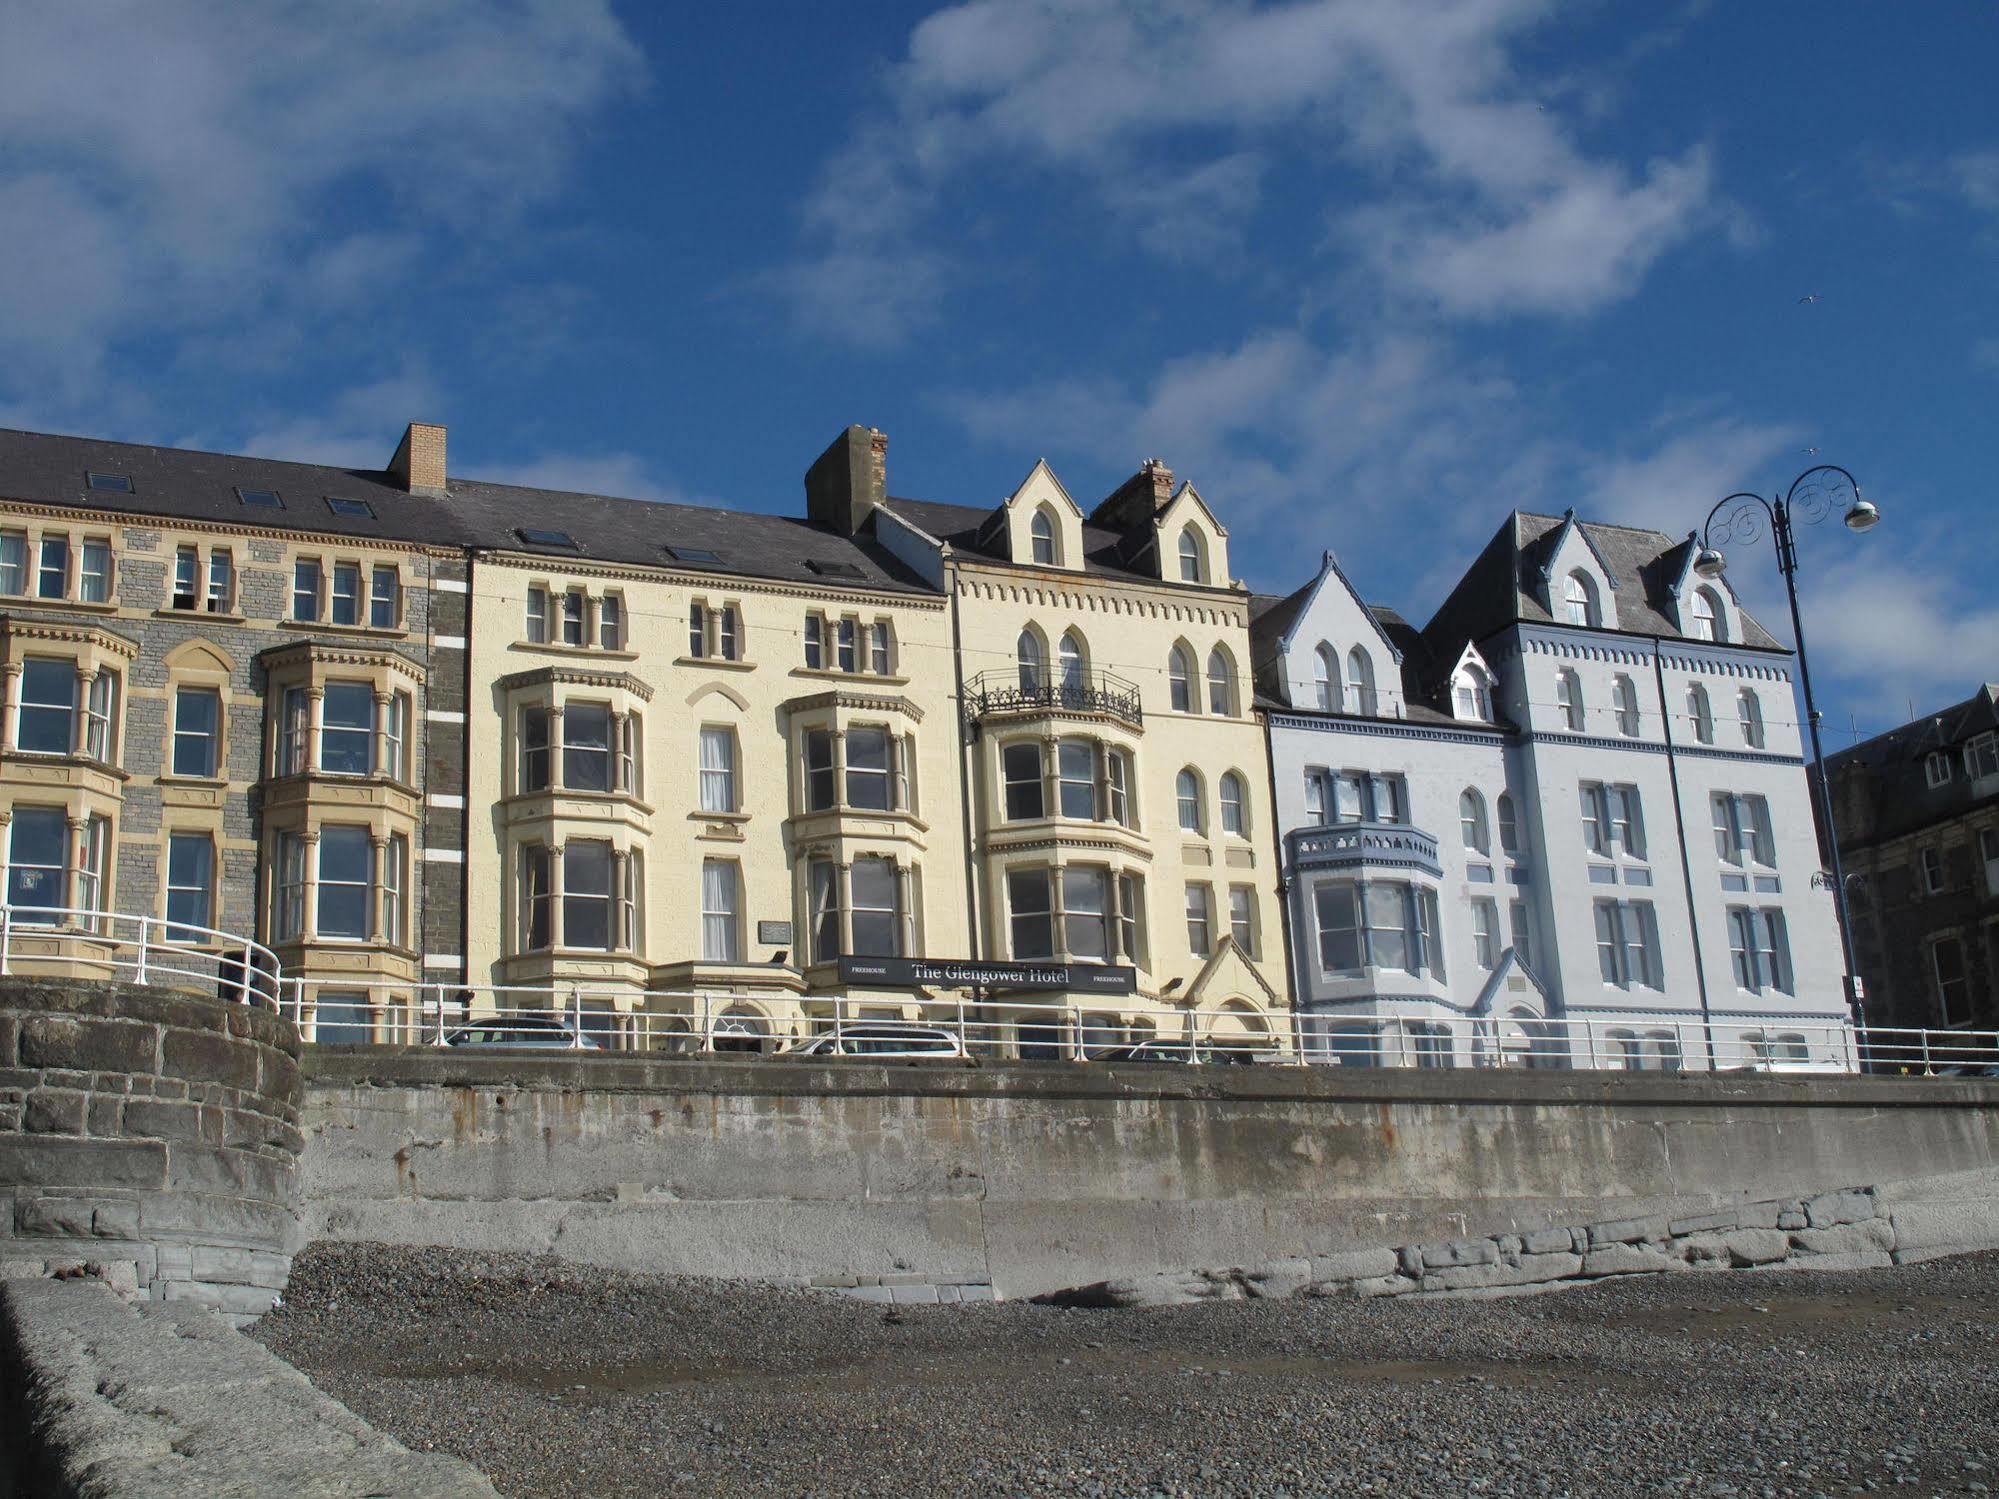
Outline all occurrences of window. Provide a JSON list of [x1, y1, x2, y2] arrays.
[[520, 707, 549, 792], [75, 814, 109, 924], [1030, 509, 1057, 565], [203, 549, 232, 613], [1178, 528, 1205, 583], [1168, 645, 1194, 712], [1117, 872, 1143, 963], [6, 807, 67, 918], [275, 687, 308, 776], [1689, 587, 1718, 641], [1711, 793, 1775, 867], [803, 614, 823, 669], [688, 601, 737, 660], [1460, 789, 1489, 855], [1927, 752, 1955, 788], [836, 617, 856, 672], [1930, 936, 1969, 1026], [1016, 630, 1043, 694], [1687, 683, 1714, 744], [1580, 782, 1645, 859], [368, 567, 399, 629], [164, 833, 214, 942], [1185, 884, 1212, 956], [525, 586, 549, 644], [37, 537, 68, 599], [849, 857, 903, 956], [1454, 665, 1493, 723], [317, 827, 372, 940], [587, 592, 619, 651], [16, 659, 75, 754], [1314, 645, 1338, 710], [1729, 907, 1793, 994], [1593, 900, 1660, 988], [1058, 632, 1085, 695], [1219, 772, 1247, 836], [869, 620, 890, 674], [1056, 738, 1096, 819], [320, 682, 374, 775], [327, 496, 374, 520], [1003, 742, 1044, 820], [722, 605, 743, 661], [1176, 769, 1203, 833], [619, 713, 641, 797], [80, 540, 112, 603], [1982, 827, 1999, 897], [1309, 879, 1444, 977], [1509, 899, 1533, 968], [1064, 867, 1110, 960], [1556, 669, 1584, 731], [384, 691, 409, 782], [1410, 1024, 1451, 1068], [1738, 688, 1765, 748], [1920, 846, 1945, 895], [0, 531, 23, 594], [564, 705, 612, 792], [699, 726, 737, 813], [702, 860, 741, 962], [522, 845, 551, 949], [564, 841, 614, 949], [561, 589, 586, 647], [1612, 675, 1639, 737], [1008, 869, 1055, 960], [1496, 793, 1519, 856], [1229, 885, 1256, 956], [1106, 751, 1131, 827], [1313, 883, 1359, 972], [804, 730, 836, 811], [237, 487, 283, 509], [1563, 570, 1599, 628], [1206, 648, 1235, 716], [846, 727, 892, 810], [82, 672, 117, 762], [1307, 769, 1407, 826], [274, 832, 306, 941], [292, 560, 320, 622], [1966, 732, 1999, 781], [1345, 648, 1377, 715], [330, 562, 361, 626], [172, 687, 220, 777]]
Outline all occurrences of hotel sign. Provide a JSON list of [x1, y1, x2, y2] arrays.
[[837, 956, 1138, 995]]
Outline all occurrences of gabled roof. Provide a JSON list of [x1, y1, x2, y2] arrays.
[[1422, 510, 1785, 660], [1253, 550, 1404, 664], [0, 427, 933, 595], [877, 495, 1198, 586], [1821, 682, 1999, 848], [1826, 682, 1999, 774]]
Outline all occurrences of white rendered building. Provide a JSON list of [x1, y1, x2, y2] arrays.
[[1252, 512, 1853, 1069]]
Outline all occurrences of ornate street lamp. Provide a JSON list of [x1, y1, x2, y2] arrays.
[[1695, 465, 1878, 1030]]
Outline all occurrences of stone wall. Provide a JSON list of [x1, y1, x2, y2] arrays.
[[0, 978, 304, 1322], [301, 1049, 1999, 1300]]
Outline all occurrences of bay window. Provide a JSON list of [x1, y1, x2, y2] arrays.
[[273, 832, 306, 940], [808, 856, 913, 961], [1005, 865, 1143, 964], [563, 704, 612, 791], [5, 808, 67, 918], [798, 725, 915, 815], [522, 845, 551, 949], [384, 691, 410, 782], [1063, 867, 1109, 960], [316, 827, 372, 940], [849, 857, 902, 955], [804, 730, 836, 811], [16, 659, 75, 754], [320, 682, 374, 775], [520, 707, 549, 792], [1003, 743, 1044, 820], [380, 833, 407, 946], [1310, 878, 1444, 978], [1008, 869, 1055, 959], [846, 727, 892, 810], [563, 840, 613, 950], [1055, 739, 1095, 818], [82, 671, 117, 762]]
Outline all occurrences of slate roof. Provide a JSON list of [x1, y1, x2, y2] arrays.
[[1246, 591, 1470, 729], [1820, 683, 1999, 848], [1421, 510, 1786, 660], [879, 496, 1177, 585], [0, 427, 933, 595]]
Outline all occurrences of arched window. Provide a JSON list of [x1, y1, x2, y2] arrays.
[[1016, 628, 1043, 694], [1496, 792, 1519, 855], [1029, 508, 1058, 566], [1563, 570, 1600, 628], [1178, 527, 1206, 583], [1219, 771, 1247, 835], [1460, 789, 1490, 855], [1346, 647, 1377, 715], [1058, 631, 1086, 695], [1314, 644, 1339, 711], [1738, 687, 1765, 748], [1556, 668, 1584, 731], [1176, 768, 1204, 833], [1454, 665, 1493, 723], [1687, 682, 1714, 744], [1688, 586, 1718, 641], [1613, 674, 1639, 736], [1207, 647, 1235, 716], [1167, 644, 1195, 713]]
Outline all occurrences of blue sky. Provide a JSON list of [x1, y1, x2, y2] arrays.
[[1, 0, 1993, 743]]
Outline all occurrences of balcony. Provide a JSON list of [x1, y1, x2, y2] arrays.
[[1287, 821, 1442, 879], [965, 669, 1144, 730]]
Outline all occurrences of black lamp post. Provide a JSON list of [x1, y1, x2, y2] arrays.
[[1694, 464, 1879, 1032]]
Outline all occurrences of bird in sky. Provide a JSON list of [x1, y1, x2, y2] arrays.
[[1798, 292, 1822, 304]]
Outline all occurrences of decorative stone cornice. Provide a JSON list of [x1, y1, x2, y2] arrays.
[[257, 638, 427, 684], [779, 688, 924, 722], [0, 616, 140, 659], [497, 664, 655, 702]]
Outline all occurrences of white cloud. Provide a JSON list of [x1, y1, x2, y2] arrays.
[[776, 0, 1719, 339], [1954, 149, 1999, 215], [222, 368, 444, 471], [476, 452, 685, 504], [1798, 551, 1999, 724], [0, 0, 643, 414]]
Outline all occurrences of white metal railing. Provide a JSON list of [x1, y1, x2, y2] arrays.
[[266, 975, 1999, 1077], [0, 903, 284, 1009]]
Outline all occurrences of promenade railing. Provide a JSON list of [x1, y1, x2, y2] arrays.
[[0, 902, 284, 1009]]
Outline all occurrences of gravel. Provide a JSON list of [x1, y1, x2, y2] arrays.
[[254, 1244, 1999, 1498]]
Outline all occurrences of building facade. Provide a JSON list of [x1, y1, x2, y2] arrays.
[[1253, 512, 1853, 1069], [1822, 684, 1999, 1034]]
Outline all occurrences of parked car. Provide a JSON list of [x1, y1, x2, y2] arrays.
[[1092, 1040, 1260, 1065], [445, 1013, 601, 1049], [780, 1022, 968, 1060], [1931, 1062, 1999, 1078]]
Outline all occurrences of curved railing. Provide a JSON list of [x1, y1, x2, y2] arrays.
[[0, 903, 285, 1009], [1287, 821, 1443, 879], [965, 669, 1144, 728]]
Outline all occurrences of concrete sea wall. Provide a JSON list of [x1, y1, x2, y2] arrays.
[[301, 1051, 1999, 1299]]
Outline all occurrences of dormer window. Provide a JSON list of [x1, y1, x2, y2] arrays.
[[1178, 527, 1206, 584], [1454, 664, 1494, 723], [1563, 570, 1600, 628], [1030, 509, 1058, 566], [1345, 648, 1377, 716], [1313, 644, 1337, 710], [1925, 751, 1953, 788], [1688, 586, 1726, 642]]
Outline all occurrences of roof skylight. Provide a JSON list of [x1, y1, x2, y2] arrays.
[[326, 496, 375, 519], [85, 472, 133, 493], [237, 488, 284, 509], [516, 527, 578, 549], [664, 545, 721, 564], [805, 559, 865, 579]]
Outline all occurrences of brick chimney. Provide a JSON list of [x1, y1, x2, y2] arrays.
[[804, 425, 887, 536], [1089, 457, 1174, 531], [388, 422, 447, 496]]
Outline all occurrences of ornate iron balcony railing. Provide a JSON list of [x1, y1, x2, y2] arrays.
[[966, 669, 1144, 729]]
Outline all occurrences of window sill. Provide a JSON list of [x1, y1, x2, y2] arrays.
[[154, 607, 247, 625], [512, 640, 639, 661], [690, 809, 751, 823], [0, 595, 123, 615], [0, 749, 130, 782], [675, 655, 757, 672], [283, 619, 410, 641], [501, 788, 656, 817], [789, 805, 929, 835], [790, 666, 909, 687], [156, 773, 229, 790]]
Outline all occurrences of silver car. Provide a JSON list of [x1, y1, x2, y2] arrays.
[[444, 1013, 601, 1049], [781, 1022, 968, 1060]]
